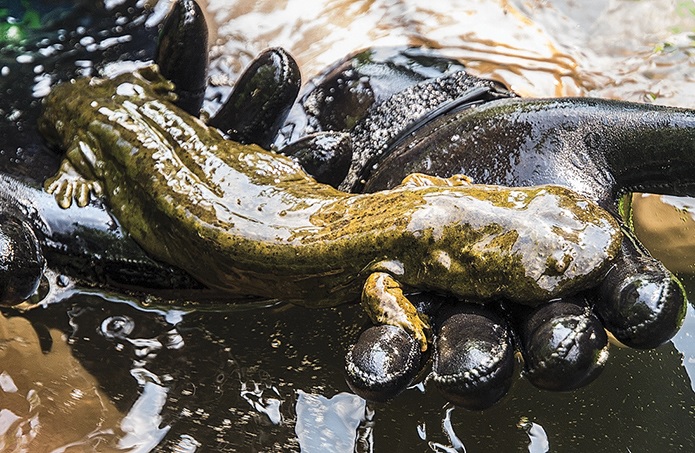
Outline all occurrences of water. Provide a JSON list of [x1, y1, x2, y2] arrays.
[[1, 0, 695, 451]]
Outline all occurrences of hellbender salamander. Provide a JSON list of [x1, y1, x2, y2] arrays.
[[38, 66, 621, 348]]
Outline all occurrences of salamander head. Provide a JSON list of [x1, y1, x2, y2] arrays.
[[38, 65, 177, 148]]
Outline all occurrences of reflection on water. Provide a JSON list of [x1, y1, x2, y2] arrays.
[[633, 193, 695, 274], [7, 288, 692, 451], [0, 306, 124, 450], [295, 391, 366, 451], [1, 0, 695, 451], [204, 0, 695, 103]]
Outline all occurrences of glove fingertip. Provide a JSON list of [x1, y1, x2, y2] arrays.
[[345, 325, 422, 402]]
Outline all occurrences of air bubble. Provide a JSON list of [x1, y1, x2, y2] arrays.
[[100, 315, 135, 339]]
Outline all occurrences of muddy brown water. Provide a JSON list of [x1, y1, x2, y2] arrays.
[[1, 1, 694, 451]]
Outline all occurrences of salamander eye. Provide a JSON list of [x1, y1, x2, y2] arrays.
[[135, 66, 177, 101]]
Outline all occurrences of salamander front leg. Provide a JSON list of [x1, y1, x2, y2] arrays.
[[346, 274, 431, 401], [361, 272, 431, 351], [45, 158, 102, 209], [44, 135, 102, 209]]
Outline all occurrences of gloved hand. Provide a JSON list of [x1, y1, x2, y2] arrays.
[[271, 46, 690, 409]]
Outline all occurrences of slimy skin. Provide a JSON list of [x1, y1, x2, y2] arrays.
[[38, 67, 621, 349]]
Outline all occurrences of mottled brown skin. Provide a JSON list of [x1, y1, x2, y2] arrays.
[[38, 66, 622, 349]]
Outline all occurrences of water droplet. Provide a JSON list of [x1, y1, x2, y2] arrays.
[[56, 274, 70, 287]]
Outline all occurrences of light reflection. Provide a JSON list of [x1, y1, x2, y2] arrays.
[[428, 406, 466, 453], [673, 303, 695, 392], [517, 416, 550, 453], [239, 373, 284, 425], [171, 433, 202, 453], [118, 381, 170, 451], [295, 391, 366, 453]]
